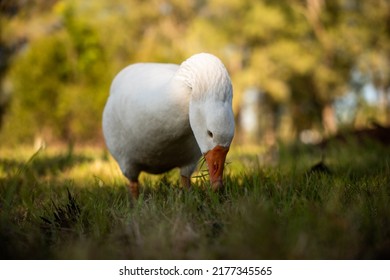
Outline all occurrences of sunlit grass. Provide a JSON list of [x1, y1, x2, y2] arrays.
[[0, 141, 389, 259]]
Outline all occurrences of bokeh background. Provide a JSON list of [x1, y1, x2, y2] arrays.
[[1, 0, 389, 149]]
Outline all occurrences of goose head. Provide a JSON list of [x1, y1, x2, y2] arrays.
[[177, 53, 235, 190]]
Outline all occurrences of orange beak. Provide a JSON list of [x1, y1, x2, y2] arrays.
[[204, 145, 229, 191]]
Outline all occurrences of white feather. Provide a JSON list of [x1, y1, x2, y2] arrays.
[[102, 53, 234, 182]]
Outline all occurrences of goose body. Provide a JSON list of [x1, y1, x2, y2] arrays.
[[102, 53, 234, 197]]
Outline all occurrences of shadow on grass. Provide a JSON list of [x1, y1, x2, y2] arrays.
[[0, 147, 93, 178]]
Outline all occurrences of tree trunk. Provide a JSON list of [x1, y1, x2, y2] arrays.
[[378, 85, 390, 125], [322, 103, 337, 136]]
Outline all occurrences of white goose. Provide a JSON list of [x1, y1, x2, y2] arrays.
[[102, 53, 234, 198]]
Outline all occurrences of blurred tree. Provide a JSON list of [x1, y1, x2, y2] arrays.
[[355, 0, 390, 125], [0, 0, 389, 146], [0, 0, 27, 130], [2, 0, 109, 144], [203, 0, 389, 142]]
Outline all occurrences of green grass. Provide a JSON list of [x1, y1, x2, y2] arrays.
[[0, 140, 389, 259]]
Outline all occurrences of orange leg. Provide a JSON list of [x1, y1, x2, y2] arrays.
[[128, 180, 139, 199], [181, 175, 191, 189]]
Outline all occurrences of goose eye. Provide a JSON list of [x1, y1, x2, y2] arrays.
[[207, 130, 213, 138]]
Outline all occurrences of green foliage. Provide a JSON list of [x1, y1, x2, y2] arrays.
[[3, 36, 64, 142], [2, 1, 110, 143]]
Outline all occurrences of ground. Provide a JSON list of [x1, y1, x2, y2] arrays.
[[0, 138, 389, 259]]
